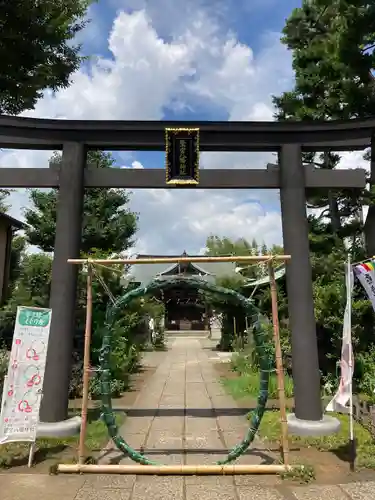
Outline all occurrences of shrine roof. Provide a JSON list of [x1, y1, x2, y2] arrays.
[[0, 212, 25, 229], [243, 265, 286, 287], [128, 254, 237, 285]]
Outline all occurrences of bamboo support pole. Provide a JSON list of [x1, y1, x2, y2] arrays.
[[67, 255, 291, 265], [78, 264, 93, 465], [57, 463, 292, 475], [268, 260, 290, 467]]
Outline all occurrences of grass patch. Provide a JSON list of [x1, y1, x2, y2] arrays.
[[0, 408, 125, 469], [222, 370, 375, 470], [256, 410, 375, 469], [281, 462, 316, 484], [222, 370, 294, 400]]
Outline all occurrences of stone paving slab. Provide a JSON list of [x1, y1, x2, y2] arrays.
[[291, 484, 348, 500], [1, 336, 375, 499], [0, 474, 86, 500], [3, 474, 373, 500]]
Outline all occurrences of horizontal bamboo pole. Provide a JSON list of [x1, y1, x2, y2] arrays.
[[67, 255, 291, 265], [57, 463, 292, 475]]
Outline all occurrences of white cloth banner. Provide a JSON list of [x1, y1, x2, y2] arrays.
[[353, 261, 375, 312], [0, 306, 52, 443], [326, 263, 354, 413]]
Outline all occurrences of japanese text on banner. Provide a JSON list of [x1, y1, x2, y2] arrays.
[[0, 307, 52, 444]]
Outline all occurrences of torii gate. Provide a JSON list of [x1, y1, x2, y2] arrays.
[[0, 115, 369, 437]]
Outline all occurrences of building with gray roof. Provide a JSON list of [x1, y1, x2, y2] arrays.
[[127, 251, 237, 331]]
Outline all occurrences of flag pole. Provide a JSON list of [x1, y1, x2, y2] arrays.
[[347, 254, 356, 472]]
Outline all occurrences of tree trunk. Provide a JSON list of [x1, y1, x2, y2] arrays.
[[328, 190, 341, 233], [364, 145, 375, 256], [324, 152, 341, 233], [364, 206, 375, 257]]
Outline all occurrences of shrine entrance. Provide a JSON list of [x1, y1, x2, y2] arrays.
[[57, 255, 294, 474], [0, 115, 368, 438], [102, 273, 270, 466]]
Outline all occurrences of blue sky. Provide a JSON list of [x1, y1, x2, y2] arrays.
[[111, 0, 300, 172], [81, 0, 300, 57], [73, 0, 302, 174], [4, 0, 361, 254]]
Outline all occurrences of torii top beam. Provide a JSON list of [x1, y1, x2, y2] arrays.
[[0, 114, 374, 151]]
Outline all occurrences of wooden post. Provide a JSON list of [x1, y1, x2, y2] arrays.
[[78, 264, 93, 465], [267, 259, 290, 466]]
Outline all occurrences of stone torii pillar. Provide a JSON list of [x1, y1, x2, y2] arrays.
[[0, 127, 365, 430], [279, 145, 340, 436], [39, 143, 86, 423]]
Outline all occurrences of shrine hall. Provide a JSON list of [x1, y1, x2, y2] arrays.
[[128, 251, 237, 331]]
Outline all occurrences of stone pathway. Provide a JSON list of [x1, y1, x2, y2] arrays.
[[1, 336, 374, 499], [100, 335, 273, 467]]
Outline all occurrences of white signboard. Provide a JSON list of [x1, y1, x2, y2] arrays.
[[0, 306, 52, 444]]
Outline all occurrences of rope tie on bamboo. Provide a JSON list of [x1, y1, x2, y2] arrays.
[[91, 264, 117, 305]]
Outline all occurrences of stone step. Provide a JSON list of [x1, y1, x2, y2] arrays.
[[165, 330, 209, 338]]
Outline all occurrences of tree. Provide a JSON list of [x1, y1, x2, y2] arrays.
[[16, 152, 140, 397], [24, 151, 138, 253], [0, 252, 53, 347], [273, 1, 375, 247], [275, 1, 375, 121], [0, 190, 11, 212], [0, 0, 91, 115], [1, 209, 143, 400], [8, 235, 27, 294], [272, 0, 375, 390], [205, 235, 257, 256], [203, 235, 285, 351], [204, 235, 283, 279]]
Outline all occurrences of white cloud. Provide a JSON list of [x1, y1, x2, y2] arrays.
[[336, 150, 369, 171], [3, 4, 293, 253], [2, 149, 51, 221], [307, 150, 369, 222], [120, 160, 144, 169], [185, 30, 291, 122], [129, 185, 282, 254], [24, 10, 194, 121], [336, 151, 369, 222]]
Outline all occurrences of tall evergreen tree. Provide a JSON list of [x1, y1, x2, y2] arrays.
[[273, 0, 375, 250], [0, 0, 91, 115], [0, 190, 11, 212], [24, 151, 138, 254]]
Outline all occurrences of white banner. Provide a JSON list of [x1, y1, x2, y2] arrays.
[[353, 261, 375, 312], [326, 261, 354, 413], [0, 306, 52, 444]]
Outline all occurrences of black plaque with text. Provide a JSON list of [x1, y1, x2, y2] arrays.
[[165, 128, 200, 185]]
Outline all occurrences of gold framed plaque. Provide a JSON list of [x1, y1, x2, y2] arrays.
[[165, 128, 200, 185]]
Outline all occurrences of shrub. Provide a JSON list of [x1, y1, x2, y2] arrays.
[[225, 369, 294, 400], [152, 325, 166, 351], [355, 346, 375, 402], [89, 373, 128, 399], [69, 357, 84, 399], [68, 315, 143, 399]]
